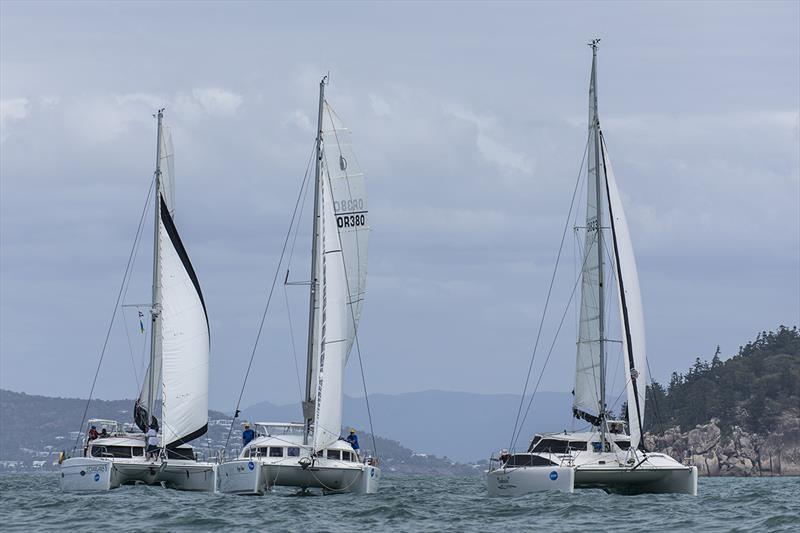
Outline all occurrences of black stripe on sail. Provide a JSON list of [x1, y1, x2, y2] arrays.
[[159, 194, 210, 334], [600, 132, 644, 440], [166, 423, 208, 448]]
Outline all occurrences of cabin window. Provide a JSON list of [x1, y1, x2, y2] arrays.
[[269, 447, 284, 458], [287, 447, 300, 457], [342, 451, 352, 462], [506, 454, 557, 467], [131, 447, 143, 457], [91, 445, 133, 458], [615, 441, 631, 450], [327, 450, 341, 460]]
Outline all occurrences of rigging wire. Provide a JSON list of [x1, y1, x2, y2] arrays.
[[511, 247, 594, 450], [70, 172, 156, 454], [283, 148, 314, 404], [507, 135, 590, 452], [322, 101, 378, 458], [222, 143, 316, 456]]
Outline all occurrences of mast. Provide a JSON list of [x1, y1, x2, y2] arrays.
[[589, 39, 607, 448], [146, 108, 165, 429], [303, 76, 327, 444]]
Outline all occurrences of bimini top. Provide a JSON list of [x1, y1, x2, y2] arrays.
[[255, 422, 305, 436]]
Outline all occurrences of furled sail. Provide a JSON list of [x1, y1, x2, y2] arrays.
[[602, 135, 647, 450], [160, 127, 176, 217], [573, 52, 604, 425], [158, 194, 210, 446], [321, 104, 369, 361], [312, 167, 348, 451]]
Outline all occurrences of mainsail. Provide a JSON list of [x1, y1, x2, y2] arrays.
[[322, 104, 369, 361], [573, 50, 604, 425], [312, 168, 348, 451], [602, 135, 647, 450]]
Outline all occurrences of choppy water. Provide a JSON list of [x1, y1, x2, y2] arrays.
[[1, 473, 798, 532]]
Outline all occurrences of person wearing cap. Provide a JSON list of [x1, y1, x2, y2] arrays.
[[87, 425, 99, 442], [242, 423, 256, 446], [345, 429, 360, 454], [499, 449, 511, 465]]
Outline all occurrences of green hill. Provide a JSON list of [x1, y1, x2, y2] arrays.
[[645, 325, 800, 435]]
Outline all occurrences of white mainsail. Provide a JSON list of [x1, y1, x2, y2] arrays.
[[158, 194, 210, 446], [312, 167, 349, 451], [602, 136, 647, 450], [573, 53, 604, 423], [322, 104, 369, 361]]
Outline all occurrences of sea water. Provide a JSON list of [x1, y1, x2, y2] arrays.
[[1, 473, 798, 532]]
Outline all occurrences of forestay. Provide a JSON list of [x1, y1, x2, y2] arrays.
[[602, 136, 647, 450], [158, 194, 210, 446]]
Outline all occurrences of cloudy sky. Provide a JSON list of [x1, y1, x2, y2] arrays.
[[1, 1, 798, 414]]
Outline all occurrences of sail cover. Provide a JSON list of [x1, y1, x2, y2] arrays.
[[158, 194, 210, 446], [312, 168, 349, 451], [322, 104, 369, 362], [573, 54, 604, 425], [602, 135, 647, 450]]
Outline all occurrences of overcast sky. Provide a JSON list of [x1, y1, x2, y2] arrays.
[[1, 1, 798, 414]]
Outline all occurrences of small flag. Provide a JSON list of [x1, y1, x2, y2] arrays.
[[139, 311, 145, 334]]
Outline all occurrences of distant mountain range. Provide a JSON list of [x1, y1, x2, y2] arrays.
[[0, 388, 573, 468], [242, 389, 574, 462]]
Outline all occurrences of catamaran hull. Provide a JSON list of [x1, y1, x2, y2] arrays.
[[157, 461, 217, 492], [217, 459, 380, 495], [60, 458, 217, 492], [487, 465, 697, 496], [217, 459, 267, 495], [60, 458, 116, 492], [265, 463, 380, 494], [487, 466, 575, 496], [575, 465, 698, 495]]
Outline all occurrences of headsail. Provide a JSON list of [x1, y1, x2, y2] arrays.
[[312, 167, 348, 451], [573, 49, 604, 425], [602, 135, 647, 450], [158, 194, 210, 447], [322, 104, 369, 361]]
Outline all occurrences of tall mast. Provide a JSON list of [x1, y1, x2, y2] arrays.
[[303, 76, 327, 444], [146, 108, 165, 428], [589, 39, 607, 447]]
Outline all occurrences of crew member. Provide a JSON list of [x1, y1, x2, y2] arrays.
[[242, 424, 256, 446], [345, 429, 360, 454], [88, 426, 99, 441], [146, 425, 159, 460]]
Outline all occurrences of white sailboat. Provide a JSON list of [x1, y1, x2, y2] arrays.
[[60, 110, 216, 492], [218, 77, 379, 495], [487, 41, 698, 496]]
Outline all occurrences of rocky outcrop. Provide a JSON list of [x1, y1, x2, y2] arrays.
[[646, 414, 800, 476]]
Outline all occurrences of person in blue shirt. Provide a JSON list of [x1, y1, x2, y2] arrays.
[[242, 423, 255, 446], [345, 429, 359, 455]]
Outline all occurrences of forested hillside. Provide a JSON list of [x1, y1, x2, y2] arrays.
[[645, 325, 800, 435]]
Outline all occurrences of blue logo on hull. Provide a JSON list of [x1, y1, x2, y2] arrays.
[[248, 461, 255, 471], [549, 471, 558, 481], [94, 473, 100, 482]]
